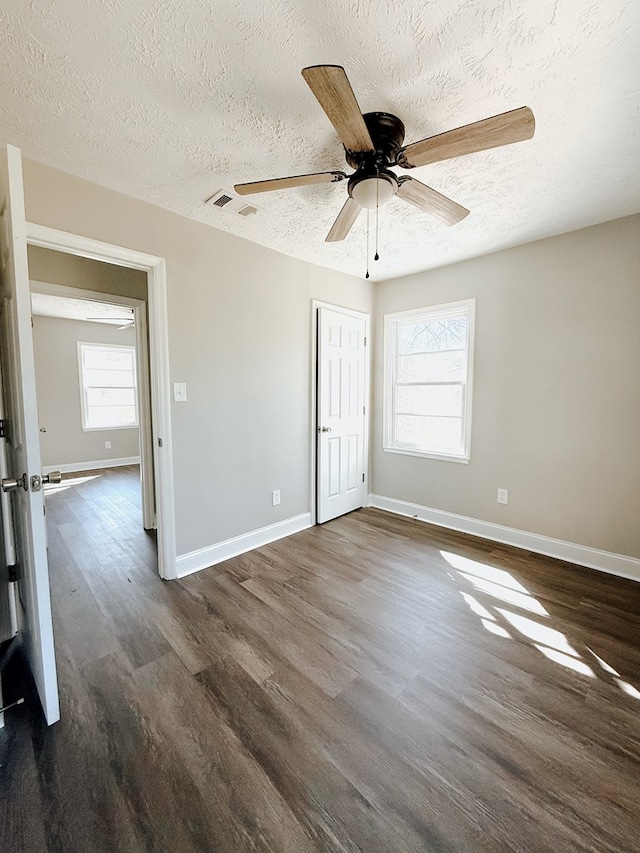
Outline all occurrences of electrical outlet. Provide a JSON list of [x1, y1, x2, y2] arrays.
[[497, 488, 509, 505], [272, 490, 280, 506], [105, 441, 111, 450]]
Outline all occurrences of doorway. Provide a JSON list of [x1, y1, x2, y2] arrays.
[[25, 222, 176, 580], [310, 301, 371, 525], [30, 277, 154, 533]]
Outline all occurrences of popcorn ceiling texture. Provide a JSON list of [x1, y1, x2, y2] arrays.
[[1, 0, 638, 280]]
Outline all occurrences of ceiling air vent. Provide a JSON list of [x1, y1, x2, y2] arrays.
[[205, 190, 259, 218]]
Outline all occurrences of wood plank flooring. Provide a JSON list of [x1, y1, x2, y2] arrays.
[[1, 465, 640, 852]]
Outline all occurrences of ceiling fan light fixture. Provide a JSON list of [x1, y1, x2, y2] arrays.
[[349, 172, 397, 209]]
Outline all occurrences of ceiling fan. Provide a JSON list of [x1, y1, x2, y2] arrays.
[[85, 310, 135, 330], [235, 65, 535, 244]]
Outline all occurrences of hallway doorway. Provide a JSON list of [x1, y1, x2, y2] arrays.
[[30, 279, 155, 536], [25, 222, 176, 580]]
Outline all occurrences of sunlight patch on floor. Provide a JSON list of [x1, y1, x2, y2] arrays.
[[44, 474, 101, 495], [444, 549, 621, 681], [460, 592, 493, 621], [441, 551, 531, 593], [587, 649, 620, 676], [459, 592, 513, 638], [497, 609, 579, 658], [586, 648, 640, 697], [458, 571, 548, 616], [618, 681, 640, 700], [482, 619, 511, 638], [534, 644, 595, 677]]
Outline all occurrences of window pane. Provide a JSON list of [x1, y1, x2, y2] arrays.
[[87, 406, 137, 428], [395, 415, 462, 454], [87, 388, 136, 407], [398, 316, 467, 354], [83, 368, 135, 388], [398, 350, 466, 383], [83, 348, 133, 370], [396, 384, 462, 417], [80, 343, 137, 430]]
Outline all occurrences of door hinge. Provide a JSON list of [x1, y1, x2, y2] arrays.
[[8, 563, 19, 583], [363, 405, 365, 416], [362, 473, 365, 483], [364, 336, 367, 346], [158, 438, 163, 448], [0, 419, 6, 439]]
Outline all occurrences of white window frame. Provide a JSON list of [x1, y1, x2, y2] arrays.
[[77, 341, 139, 431], [383, 298, 475, 463]]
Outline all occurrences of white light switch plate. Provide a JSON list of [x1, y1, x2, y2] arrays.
[[173, 382, 187, 402]]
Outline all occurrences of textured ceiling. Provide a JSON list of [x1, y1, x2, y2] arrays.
[[1, 0, 639, 280], [31, 293, 134, 326]]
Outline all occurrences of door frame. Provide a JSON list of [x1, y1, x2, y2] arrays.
[[29, 280, 154, 529], [309, 300, 371, 525], [25, 223, 177, 580]]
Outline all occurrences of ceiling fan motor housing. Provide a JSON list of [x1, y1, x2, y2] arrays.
[[345, 112, 405, 208], [345, 112, 406, 170]]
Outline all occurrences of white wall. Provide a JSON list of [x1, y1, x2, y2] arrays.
[[32, 315, 139, 469], [372, 214, 640, 561], [22, 158, 373, 558]]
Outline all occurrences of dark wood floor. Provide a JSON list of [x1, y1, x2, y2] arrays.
[[1, 466, 640, 852]]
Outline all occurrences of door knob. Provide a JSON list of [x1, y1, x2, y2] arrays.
[[2, 473, 28, 492], [29, 471, 63, 492], [320, 426, 332, 433]]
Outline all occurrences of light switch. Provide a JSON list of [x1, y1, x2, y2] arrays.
[[173, 382, 187, 402]]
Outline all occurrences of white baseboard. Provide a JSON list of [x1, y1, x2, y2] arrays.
[[43, 456, 140, 475], [368, 494, 640, 583], [176, 513, 313, 579]]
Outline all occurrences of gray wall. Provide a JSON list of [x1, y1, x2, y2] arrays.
[[23, 158, 373, 557], [32, 315, 139, 468], [372, 214, 640, 560]]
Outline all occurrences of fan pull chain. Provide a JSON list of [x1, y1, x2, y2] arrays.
[[365, 207, 370, 279], [375, 174, 380, 262]]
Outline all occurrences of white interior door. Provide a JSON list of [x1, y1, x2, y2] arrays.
[[0, 144, 59, 725], [0, 360, 18, 647], [317, 307, 367, 523]]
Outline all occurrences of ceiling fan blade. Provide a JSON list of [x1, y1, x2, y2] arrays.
[[325, 197, 361, 242], [396, 177, 470, 226], [302, 65, 374, 154], [235, 171, 347, 195], [86, 317, 134, 323], [399, 106, 535, 168]]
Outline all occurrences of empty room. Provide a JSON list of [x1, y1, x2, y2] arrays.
[[0, 1, 639, 851]]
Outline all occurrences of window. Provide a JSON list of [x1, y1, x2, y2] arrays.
[[384, 299, 475, 462], [77, 343, 138, 430]]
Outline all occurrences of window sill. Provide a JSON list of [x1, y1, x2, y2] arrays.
[[383, 446, 470, 464], [81, 424, 139, 432]]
